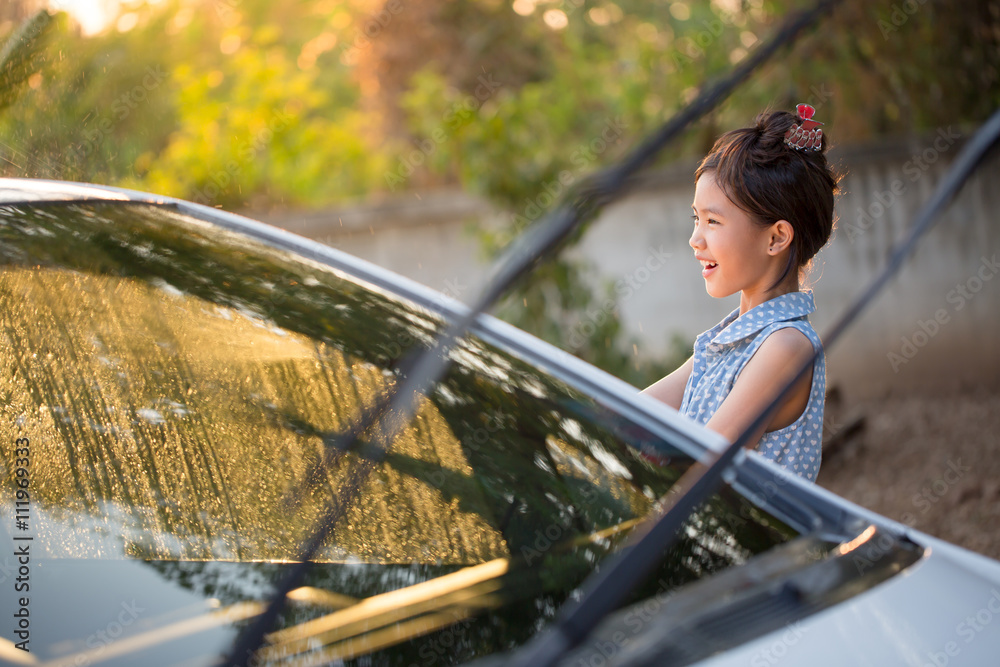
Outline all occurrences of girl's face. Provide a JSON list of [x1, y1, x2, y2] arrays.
[[689, 172, 776, 302]]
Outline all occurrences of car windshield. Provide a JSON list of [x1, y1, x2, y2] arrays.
[[0, 200, 798, 666]]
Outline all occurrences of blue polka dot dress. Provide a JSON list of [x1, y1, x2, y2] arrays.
[[680, 290, 825, 481]]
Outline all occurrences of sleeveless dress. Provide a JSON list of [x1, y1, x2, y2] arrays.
[[679, 290, 825, 481]]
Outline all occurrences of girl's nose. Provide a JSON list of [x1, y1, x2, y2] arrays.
[[689, 225, 704, 250]]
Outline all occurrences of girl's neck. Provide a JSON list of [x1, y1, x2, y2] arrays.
[[739, 275, 801, 315]]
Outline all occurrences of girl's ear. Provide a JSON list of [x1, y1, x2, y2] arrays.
[[767, 220, 794, 255]]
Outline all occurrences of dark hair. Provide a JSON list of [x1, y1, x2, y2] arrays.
[[695, 109, 839, 287]]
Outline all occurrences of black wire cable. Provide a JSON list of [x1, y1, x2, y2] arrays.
[[222, 1, 840, 664], [502, 107, 1000, 667]]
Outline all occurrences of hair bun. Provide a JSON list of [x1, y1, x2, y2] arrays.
[[694, 105, 840, 283]]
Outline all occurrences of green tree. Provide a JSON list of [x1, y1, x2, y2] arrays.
[[0, 0, 396, 208], [0, 10, 54, 115], [1, 0, 996, 385], [389, 0, 999, 385]]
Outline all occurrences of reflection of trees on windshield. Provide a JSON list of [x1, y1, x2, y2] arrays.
[[0, 201, 799, 664], [0, 203, 652, 563], [0, 268, 509, 562], [0, 231, 509, 563]]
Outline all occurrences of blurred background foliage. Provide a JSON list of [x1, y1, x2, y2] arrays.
[[0, 0, 997, 385]]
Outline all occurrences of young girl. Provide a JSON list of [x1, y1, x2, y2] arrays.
[[643, 104, 838, 481]]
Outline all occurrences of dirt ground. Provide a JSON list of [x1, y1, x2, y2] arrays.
[[816, 388, 1000, 560]]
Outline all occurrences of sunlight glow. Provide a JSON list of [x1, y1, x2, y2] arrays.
[[543, 9, 568, 30], [48, 0, 115, 34], [512, 0, 537, 17], [50, 0, 164, 36]]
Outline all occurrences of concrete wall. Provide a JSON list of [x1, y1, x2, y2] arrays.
[[257, 135, 1000, 399], [257, 189, 501, 304]]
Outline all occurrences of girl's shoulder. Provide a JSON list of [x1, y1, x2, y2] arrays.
[[759, 318, 823, 351], [729, 319, 824, 384], [756, 324, 818, 357]]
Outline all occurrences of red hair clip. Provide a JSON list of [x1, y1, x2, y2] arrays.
[[784, 103, 824, 151]]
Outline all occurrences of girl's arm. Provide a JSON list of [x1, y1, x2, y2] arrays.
[[705, 328, 816, 448], [641, 355, 694, 410]]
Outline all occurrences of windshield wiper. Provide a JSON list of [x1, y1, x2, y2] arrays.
[[501, 107, 1000, 667], [226, 0, 841, 662], [536, 527, 920, 667]]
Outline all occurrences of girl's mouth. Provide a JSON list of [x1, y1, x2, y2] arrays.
[[701, 261, 718, 278]]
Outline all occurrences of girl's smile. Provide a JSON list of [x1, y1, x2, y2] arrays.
[[689, 172, 795, 313]]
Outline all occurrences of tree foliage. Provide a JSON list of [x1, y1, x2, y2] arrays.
[[0, 10, 55, 115], [0, 0, 996, 385]]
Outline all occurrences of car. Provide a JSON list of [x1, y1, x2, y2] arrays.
[[1, 177, 999, 667]]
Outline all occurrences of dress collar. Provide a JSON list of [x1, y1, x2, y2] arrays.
[[707, 290, 816, 346]]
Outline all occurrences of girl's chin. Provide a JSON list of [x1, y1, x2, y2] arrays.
[[703, 280, 737, 299]]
